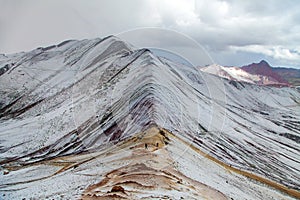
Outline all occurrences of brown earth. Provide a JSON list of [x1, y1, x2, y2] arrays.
[[80, 127, 227, 200]]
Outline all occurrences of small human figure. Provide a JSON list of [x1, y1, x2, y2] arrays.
[[145, 143, 148, 149], [156, 143, 159, 147]]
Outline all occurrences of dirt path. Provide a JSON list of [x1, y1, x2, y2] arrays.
[[80, 127, 227, 200]]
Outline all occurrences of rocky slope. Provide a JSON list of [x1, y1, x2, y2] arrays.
[[199, 64, 263, 84], [200, 61, 294, 87], [242, 60, 290, 86], [273, 67, 300, 87], [0, 36, 299, 199]]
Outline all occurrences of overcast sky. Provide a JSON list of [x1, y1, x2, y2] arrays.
[[1, 0, 300, 68]]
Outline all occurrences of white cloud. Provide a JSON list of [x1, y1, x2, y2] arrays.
[[230, 45, 300, 61]]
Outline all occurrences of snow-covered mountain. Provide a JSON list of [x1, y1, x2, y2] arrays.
[[200, 63, 291, 86], [199, 64, 262, 84], [0, 36, 299, 199]]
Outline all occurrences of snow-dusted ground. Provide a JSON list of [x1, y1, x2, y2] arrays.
[[0, 36, 299, 199], [199, 63, 290, 86], [200, 64, 260, 84]]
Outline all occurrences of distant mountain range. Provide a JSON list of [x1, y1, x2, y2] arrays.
[[273, 67, 300, 86], [200, 60, 300, 87], [199, 64, 271, 85]]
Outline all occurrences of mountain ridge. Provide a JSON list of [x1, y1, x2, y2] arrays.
[[0, 36, 299, 199], [241, 60, 290, 86], [199, 60, 300, 87]]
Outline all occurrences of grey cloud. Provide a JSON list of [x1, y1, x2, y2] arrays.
[[0, 0, 299, 68]]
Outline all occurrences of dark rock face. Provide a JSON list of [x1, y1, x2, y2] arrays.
[[273, 67, 300, 86], [242, 60, 290, 86]]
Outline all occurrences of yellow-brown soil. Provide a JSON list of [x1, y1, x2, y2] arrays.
[[80, 127, 227, 200]]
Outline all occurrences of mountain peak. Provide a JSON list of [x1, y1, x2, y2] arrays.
[[259, 60, 269, 65], [0, 37, 299, 199], [241, 60, 290, 86]]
